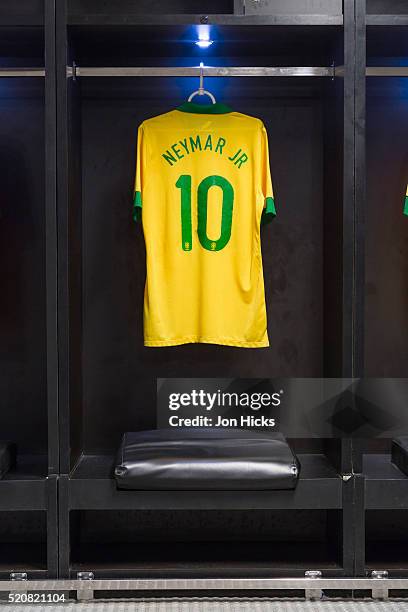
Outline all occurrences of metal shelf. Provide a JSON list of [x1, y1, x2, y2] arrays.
[[0, 456, 49, 511]]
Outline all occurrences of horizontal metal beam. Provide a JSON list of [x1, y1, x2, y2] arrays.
[[2, 66, 408, 79], [0, 68, 45, 77], [72, 66, 335, 78], [366, 66, 408, 76], [367, 14, 408, 26], [67, 14, 343, 26], [0, 577, 404, 592]]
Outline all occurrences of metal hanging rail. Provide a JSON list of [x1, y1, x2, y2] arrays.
[[0, 68, 45, 77], [68, 65, 335, 78], [1, 66, 407, 79], [366, 66, 408, 76]]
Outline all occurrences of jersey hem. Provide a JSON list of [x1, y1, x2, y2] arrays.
[[144, 337, 270, 348]]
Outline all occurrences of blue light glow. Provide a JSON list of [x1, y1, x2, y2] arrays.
[[196, 39, 213, 48], [195, 25, 213, 49]]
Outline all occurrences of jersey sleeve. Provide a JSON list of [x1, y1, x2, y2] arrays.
[[404, 184, 408, 216], [133, 124, 144, 222], [260, 123, 276, 226]]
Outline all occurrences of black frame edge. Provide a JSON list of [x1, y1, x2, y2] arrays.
[[45, 0, 59, 476]]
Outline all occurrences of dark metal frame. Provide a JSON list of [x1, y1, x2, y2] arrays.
[[356, 0, 408, 579], [55, 0, 357, 581], [0, 0, 59, 579]]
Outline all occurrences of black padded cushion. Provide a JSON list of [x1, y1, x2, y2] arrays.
[[115, 429, 300, 490], [0, 442, 16, 478], [392, 437, 408, 476]]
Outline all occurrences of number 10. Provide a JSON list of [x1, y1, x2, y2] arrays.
[[176, 174, 234, 252]]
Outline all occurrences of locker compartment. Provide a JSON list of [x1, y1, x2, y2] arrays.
[[0, 511, 47, 578], [366, 510, 408, 574], [0, 26, 47, 476], [68, 509, 344, 578], [59, 20, 346, 469], [55, 9, 352, 578]]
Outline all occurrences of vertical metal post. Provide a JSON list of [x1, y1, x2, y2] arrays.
[[343, 0, 356, 379], [233, 0, 245, 14], [342, 0, 355, 581], [352, 0, 366, 583], [56, 0, 71, 476], [342, 0, 366, 582], [58, 476, 70, 578], [44, 0, 59, 477], [342, 473, 355, 576], [46, 476, 59, 579], [56, 0, 83, 475], [353, 474, 366, 576], [353, 0, 366, 378]]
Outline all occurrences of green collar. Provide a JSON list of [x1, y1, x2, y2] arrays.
[[177, 101, 233, 114]]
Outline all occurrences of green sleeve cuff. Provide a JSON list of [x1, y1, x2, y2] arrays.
[[133, 191, 142, 222], [404, 195, 408, 216], [261, 197, 276, 225]]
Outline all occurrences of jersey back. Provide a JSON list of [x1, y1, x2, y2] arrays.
[[134, 101, 275, 348]]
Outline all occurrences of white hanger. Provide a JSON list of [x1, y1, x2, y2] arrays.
[[188, 62, 216, 104]]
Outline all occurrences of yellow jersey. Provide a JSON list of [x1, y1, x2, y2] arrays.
[[133, 101, 275, 348]]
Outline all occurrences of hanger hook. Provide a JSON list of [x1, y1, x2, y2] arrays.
[[188, 62, 216, 104]]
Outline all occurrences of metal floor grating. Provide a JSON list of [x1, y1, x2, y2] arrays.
[[2, 599, 408, 611]]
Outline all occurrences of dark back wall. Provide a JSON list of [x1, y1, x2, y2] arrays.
[[365, 85, 408, 376], [0, 89, 47, 453]]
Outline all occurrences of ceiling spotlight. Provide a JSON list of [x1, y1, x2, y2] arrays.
[[195, 25, 213, 48], [195, 38, 213, 48]]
